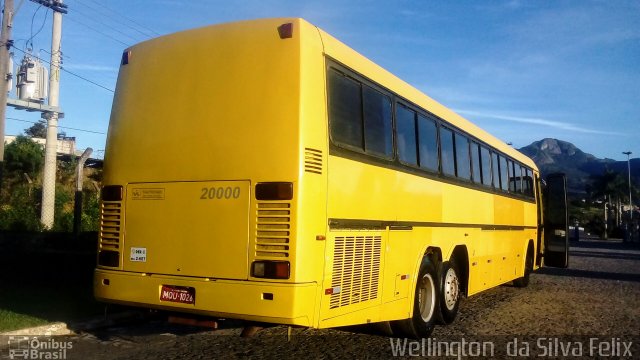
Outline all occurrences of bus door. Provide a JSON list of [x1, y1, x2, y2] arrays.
[[543, 173, 569, 268]]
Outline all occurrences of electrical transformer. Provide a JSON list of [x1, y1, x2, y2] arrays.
[[16, 56, 49, 102]]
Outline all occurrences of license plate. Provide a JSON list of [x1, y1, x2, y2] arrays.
[[160, 285, 195, 304]]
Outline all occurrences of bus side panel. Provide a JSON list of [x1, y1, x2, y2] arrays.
[[294, 21, 329, 323], [318, 230, 387, 327]]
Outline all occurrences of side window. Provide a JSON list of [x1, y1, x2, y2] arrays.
[[500, 156, 509, 191], [471, 142, 481, 183], [491, 152, 500, 189], [396, 105, 418, 166], [440, 127, 456, 176], [363, 86, 393, 158], [328, 68, 393, 159], [328, 69, 362, 149], [455, 133, 471, 180], [417, 115, 439, 171], [508, 159, 516, 192], [480, 146, 492, 187], [514, 164, 524, 193], [524, 168, 534, 197]]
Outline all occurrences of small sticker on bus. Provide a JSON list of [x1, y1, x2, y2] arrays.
[[132, 188, 165, 200], [130, 247, 147, 262]]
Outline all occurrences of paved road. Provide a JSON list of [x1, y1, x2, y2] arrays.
[[5, 239, 640, 359]]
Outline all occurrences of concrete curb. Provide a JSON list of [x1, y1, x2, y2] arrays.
[[1, 322, 72, 336], [0, 311, 147, 338]]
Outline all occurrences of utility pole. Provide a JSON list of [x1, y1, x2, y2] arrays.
[[0, 0, 14, 192], [40, 0, 65, 228], [623, 151, 632, 221]]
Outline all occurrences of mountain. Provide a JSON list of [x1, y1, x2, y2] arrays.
[[518, 138, 639, 193]]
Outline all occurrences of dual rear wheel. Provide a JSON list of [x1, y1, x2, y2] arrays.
[[393, 257, 461, 338]]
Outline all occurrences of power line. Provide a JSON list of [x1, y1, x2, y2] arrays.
[[84, 0, 160, 36], [65, 16, 131, 47], [7, 117, 106, 134], [11, 46, 115, 92], [68, 5, 144, 44], [69, 0, 159, 38], [26, 5, 49, 51]]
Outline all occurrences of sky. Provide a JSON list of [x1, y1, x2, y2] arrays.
[[4, 0, 639, 161]]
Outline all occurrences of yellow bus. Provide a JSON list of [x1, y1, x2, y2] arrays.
[[94, 18, 569, 338]]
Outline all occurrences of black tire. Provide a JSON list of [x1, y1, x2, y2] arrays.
[[436, 261, 461, 325], [514, 246, 534, 288], [392, 257, 438, 339]]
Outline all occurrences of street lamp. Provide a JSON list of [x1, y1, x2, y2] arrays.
[[623, 151, 632, 220]]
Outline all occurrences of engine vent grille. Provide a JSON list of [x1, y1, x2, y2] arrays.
[[304, 148, 323, 174], [98, 201, 123, 267], [330, 235, 382, 309], [99, 202, 122, 251], [255, 202, 291, 258]]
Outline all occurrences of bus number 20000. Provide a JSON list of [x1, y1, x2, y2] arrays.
[[200, 187, 241, 200]]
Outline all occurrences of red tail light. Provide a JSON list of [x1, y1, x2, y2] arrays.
[[252, 261, 290, 279]]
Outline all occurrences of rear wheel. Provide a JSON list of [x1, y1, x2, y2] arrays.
[[436, 261, 461, 324], [392, 257, 438, 338], [514, 246, 534, 288]]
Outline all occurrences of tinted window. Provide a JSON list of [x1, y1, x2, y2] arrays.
[[471, 142, 481, 183], [363, 86, 393, 158], [480, 146, 492, 187], [492, 152, 501, 189], [328, 70, 362, 149], [455, 133, 471, 180], [417, 115, 438, 171], [508, 160, 516, 192], [396, 105, 417, 165], [440, 127, 455, 176], [500, 156, 509, 191], [514, 164, 524, 193], [524, 168, 533, 197]]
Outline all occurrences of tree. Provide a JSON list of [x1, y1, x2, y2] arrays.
[[589, 170, 628, 237], [4, 136, 44, 177], [24, 120, 47, 138]]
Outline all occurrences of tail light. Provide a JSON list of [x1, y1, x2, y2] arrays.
[[255, 182, 293, 200], [252, 261, 290, 279]]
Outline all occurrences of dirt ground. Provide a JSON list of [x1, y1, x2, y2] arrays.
[[2, 238, 639, 359]]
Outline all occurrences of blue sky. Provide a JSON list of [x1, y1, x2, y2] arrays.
[[5, 0, 639, 160]]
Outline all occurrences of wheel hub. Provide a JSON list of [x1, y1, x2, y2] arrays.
[[443, 268, 459, 310]]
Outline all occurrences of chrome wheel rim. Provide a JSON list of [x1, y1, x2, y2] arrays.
[[418, 273, 435, 322], [443, 267, 459, 311]]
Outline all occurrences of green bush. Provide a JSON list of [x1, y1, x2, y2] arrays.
[[0, 185, 42, 231]]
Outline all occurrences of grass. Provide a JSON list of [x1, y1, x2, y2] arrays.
[[0, 277, 104, 332], [0, 310, 50, 332], [0, 233, 105, 333]]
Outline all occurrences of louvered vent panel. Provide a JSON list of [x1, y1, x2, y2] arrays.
[[304, 148, 323, 174], [99, 202, 122, 251], [256, 202, 291, 258], [330, 236, 382, 309]]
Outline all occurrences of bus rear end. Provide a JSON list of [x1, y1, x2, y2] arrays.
[[94, 18, 327, 327]]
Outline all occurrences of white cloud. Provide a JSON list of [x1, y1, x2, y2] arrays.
[[454, 109, 624, 136]]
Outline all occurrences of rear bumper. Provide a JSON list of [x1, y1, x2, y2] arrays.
[[94, 269, 318, 327]]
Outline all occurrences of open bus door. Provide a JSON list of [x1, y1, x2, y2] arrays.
[[543, 173, 569, 268]]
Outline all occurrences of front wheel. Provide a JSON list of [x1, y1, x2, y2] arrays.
[[513, 246, 533, 288], [392, 257, 438, 338]]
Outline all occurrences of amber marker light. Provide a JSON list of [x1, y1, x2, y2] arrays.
[[121, 50, 132, 65], [278, 23, 293, 39]]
